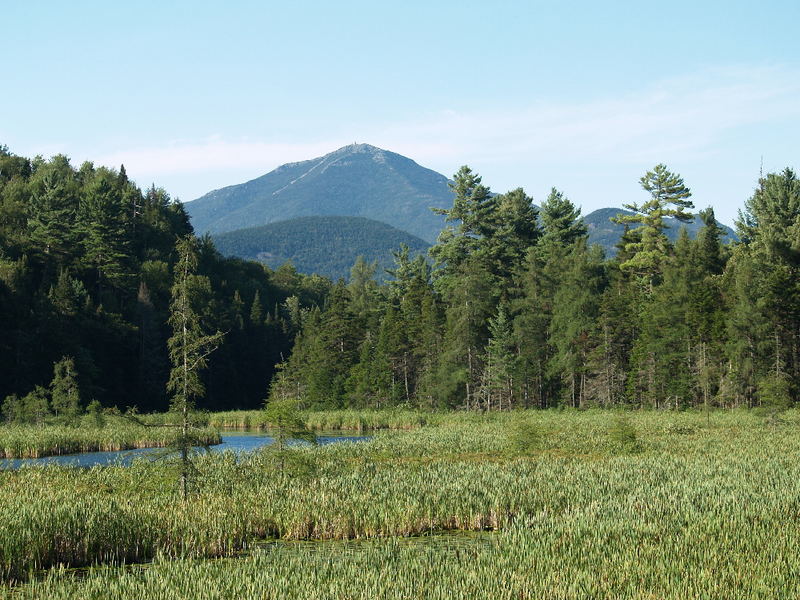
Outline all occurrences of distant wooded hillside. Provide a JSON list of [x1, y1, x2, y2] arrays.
[[585, 208, 737, 253], [212, 216, 430, 281]]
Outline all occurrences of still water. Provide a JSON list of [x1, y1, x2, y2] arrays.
[[0, 431, 369, 469]]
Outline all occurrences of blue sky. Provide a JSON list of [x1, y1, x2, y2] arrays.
[[2, 0, 798, 225]]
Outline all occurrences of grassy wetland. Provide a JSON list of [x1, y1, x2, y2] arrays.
[[1, 409, 800, 598], [204, 408, 439, 431]]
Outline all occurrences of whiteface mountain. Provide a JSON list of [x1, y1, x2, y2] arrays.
[[187, 143, 453, 243]]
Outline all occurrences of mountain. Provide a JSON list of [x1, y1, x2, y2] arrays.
[[190, 142, 739, 263], [188, 143, 452, 243], [584, 208, 737, 254], [212, 216, 430, 281]]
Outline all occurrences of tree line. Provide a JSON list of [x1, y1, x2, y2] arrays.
[[0, 146, 331, 414], [269, 164, 800, 410], [2, 143, 799, 413]]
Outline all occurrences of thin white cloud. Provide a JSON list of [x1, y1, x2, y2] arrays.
[[95, 140, 349, 176], [91, 64, 799, 206], [372, 64, 800, 168]]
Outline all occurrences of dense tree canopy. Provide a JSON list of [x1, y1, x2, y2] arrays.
[[0, 147, 329, 412], [269, 165, 800, 411]]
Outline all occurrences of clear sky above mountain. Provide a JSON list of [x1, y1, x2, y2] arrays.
[[2, 0, 798, 226]]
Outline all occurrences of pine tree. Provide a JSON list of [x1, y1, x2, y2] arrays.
[[27, 156, 79, 261], [613, 164, 694, 291], [430, 166, 496, 294]]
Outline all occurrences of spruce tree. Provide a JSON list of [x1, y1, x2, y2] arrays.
[[249, 290, 263, 326], [299, 282, 360, 408], [483, 187, 541, 281], [433, 258, 495, 409], [347, 256, 380, 330], [50, 356, 81, 425], [512, 249, 554, 408], [480, 304, 517, 410], [512, 190, 587, 408], [730, 168, 800, 405], [548, 244, 605, 407], [539, 188, 587, 251]]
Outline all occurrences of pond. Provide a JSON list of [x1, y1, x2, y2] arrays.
[[0, 431, 370, 470]]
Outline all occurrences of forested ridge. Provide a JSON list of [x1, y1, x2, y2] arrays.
[[2, 143, 799, 413], [270, 165, 800, 411], [212, 216, 430, 281], [0, 146, 331, 413]]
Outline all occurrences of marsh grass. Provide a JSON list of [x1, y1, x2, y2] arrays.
[[1, 409, 799, 597], [0, 423, 221, 459], [203, 408, 439, 431]]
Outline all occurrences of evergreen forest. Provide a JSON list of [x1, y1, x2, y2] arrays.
[[2, 144, 800, 414], [0, 146, 331, 414]]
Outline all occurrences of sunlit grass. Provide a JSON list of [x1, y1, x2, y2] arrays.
[[1, 409, 799, 597], [205, 408, 439, 431], [0, 423, 221, 459]]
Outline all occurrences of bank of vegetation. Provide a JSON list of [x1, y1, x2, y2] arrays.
[[0, 422, 220, 459], [205, 408, 435, 431]]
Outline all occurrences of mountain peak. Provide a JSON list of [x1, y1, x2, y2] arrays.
[[324, 142, 391, 166], [187, 144, 452, 242], [333, 142, 383, 154]]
